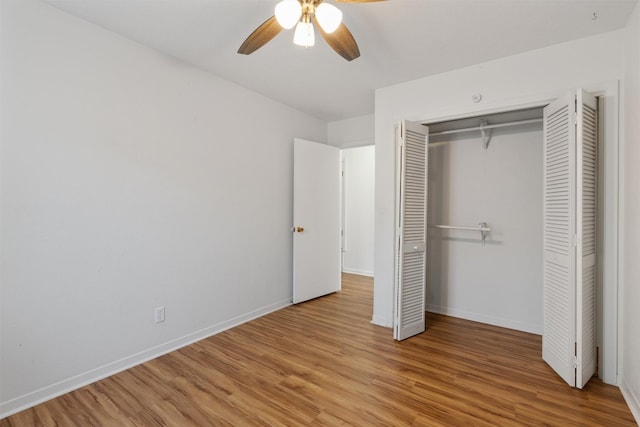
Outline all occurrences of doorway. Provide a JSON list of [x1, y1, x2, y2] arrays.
[[396, 90, 617, 387], [340, 146, 375, 277], [425, 107, 545, 334]]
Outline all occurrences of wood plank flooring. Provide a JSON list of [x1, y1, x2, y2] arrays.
[[2, 273, 636, 426]]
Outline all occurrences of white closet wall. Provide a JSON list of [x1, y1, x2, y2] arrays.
[[427, 123, 543, 333], [341, 146, 375, 276]]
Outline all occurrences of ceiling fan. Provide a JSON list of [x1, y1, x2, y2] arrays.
[[238, 0, 386, 62]]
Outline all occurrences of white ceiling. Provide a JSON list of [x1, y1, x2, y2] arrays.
[[43, 0, 637, 121]]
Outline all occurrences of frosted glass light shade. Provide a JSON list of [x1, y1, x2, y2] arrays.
[[315, 3, 342, 33], [275, 0, 302, 29], [293, 21, 315, 47]]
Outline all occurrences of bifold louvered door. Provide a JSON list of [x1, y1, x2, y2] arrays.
[[394, 121, 428, 341], [542, 89, 597, 388], [576, 90, 598, 388]]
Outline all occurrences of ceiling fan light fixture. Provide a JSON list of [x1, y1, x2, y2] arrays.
[[239, 0, 372, 61], [275, 0, 302, 29], [315, 3, 342, 34], [293, 20, 315, 47]]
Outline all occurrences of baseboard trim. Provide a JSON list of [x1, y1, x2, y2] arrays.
[[426, 304, 542, 335], [620, 380, 640, 425], [342, 268, 374, 277], [0, 298, 292, 419]]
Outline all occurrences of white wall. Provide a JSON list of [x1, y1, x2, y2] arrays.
[[0, 0, 326, 417], [374, 30, 625, 386], [621, 2, 640, 422], [341, 146, 375, 276], [328, 114, 374, 149], [427, 123, 543, 333]]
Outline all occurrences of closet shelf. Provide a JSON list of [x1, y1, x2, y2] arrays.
[[428, 118, 543, 149], [428, 118, 542, 137]]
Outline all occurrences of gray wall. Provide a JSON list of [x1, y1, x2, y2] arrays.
[[0, 0, 326, 416], [621, 1, 640, 421]]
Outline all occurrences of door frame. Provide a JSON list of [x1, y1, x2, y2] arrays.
[[341, 155, 347, 272], [405, 80, 620, 385]]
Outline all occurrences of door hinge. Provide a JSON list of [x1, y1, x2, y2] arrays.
[[573, 357, 578, 369]]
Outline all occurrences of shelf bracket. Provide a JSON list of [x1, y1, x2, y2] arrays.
[[480, 120, 491, 149], [479, 222, 489, 245]]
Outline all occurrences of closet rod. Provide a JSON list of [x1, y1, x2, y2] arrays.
[[428, 118, 542, 137], [429, 222, 491, 244], [430, 224, 491, 232]]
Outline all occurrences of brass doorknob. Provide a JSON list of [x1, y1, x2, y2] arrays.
[[297, 227, 304, 233]]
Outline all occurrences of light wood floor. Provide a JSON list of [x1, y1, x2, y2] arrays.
[[2, 273, 636, 426]]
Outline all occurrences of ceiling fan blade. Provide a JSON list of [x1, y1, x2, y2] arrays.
[[335, 0, 387, 2], [238, 16, 283, 55], [315, 18, 360, 61]]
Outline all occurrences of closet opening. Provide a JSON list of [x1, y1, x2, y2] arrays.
[[393, 90, 611, 388], [424, 106, 546, 337]]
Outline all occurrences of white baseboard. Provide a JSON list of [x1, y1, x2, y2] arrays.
[[342, 268, 374, 277], [0, 298, 292, 419], [426, 304, 542, 335], [620, 380, 640, 425]]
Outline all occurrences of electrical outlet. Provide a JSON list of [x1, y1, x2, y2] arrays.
[[154, 306, 165, 323]]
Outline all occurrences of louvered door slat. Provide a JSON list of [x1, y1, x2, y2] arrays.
[[394, 121, 428, 341]]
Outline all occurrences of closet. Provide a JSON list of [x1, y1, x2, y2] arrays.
[[393, 89, 599, 388], [427, 107, 544, 336]]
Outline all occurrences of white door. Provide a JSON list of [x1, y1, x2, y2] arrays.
[[542, 89, 597, 388], [394, 121, 428, 340], [293, 138, 341, 304]]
